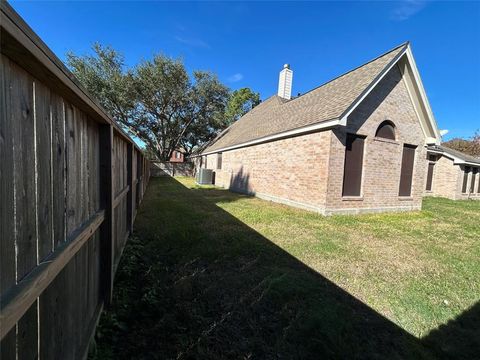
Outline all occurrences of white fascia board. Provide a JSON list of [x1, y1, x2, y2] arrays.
[[404, 47, 441, 141], [339, 46, 408, 124], [426, 148, 444, 155], [198, 118, 342, 156], [425, 137, 437, 145], [453, 160, 480, 167]]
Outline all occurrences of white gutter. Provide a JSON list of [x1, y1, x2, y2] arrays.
[[196, 118, 342, 157]]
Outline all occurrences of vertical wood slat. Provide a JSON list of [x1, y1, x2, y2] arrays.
[[0, 48, 17, 360], [51, 93, 65, 247], [35, 80, 53, 260], [39, 92, 67, 360], [9, 60, 39, 360], [127, 143, 134, 232], [99, 124, 114, 304]]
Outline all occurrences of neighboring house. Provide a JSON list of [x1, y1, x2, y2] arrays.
[[424, 145, 480, 200], [194, 42, 442, 215], [169, 149, 185, 163]]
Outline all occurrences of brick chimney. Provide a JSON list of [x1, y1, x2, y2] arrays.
[[277, 64, 293, 100]]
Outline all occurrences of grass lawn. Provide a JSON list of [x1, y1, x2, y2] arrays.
[[94, 176, 479, 359]]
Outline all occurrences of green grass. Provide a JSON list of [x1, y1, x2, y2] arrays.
[[94, 177, 480, 359]]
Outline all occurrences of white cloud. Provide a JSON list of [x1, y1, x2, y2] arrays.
[[227, 73, 244, 82], [391, 0, 428, 21], [174, 36, 210, 49]]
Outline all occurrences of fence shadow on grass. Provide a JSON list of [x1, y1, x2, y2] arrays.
[[96, 176, 470, 360], [421, 301, 480, 359]]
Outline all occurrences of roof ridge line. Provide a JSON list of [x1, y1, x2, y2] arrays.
[[282, 41, 409, 105]]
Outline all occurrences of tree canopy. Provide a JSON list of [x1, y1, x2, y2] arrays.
[[443, 130, 480, 157], [224, 88, 261, 126], [67, 44, 259, 160]]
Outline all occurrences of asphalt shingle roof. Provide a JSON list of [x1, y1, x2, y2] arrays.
[[428, 145, 480, 165], [204, 42, 408, 153]]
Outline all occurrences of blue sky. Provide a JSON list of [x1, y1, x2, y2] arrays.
[[10, 1, 480, 140]]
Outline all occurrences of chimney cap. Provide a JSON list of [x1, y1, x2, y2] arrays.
[[283, 64, 290, 69]]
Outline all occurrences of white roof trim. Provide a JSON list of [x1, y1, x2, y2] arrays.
[[339, 45, 408, 124], [195, 118, 342, 157], [404, 47, 441, 141]]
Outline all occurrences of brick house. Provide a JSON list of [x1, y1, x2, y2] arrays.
[[195, 42, 442, 215], [424, 145, 480, 200], [169, 149, 185, 163]]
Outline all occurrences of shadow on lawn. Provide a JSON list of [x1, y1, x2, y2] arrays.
[[96, 177, 474, 360], [421, 301, 480, 359]]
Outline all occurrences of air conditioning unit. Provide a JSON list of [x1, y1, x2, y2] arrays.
[[196, 168, 213, 185]]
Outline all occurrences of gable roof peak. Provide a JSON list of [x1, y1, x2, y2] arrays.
[[201, 41, 439, 155]]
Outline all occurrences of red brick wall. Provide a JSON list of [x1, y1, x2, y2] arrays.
[[204, 132, 332, 212]]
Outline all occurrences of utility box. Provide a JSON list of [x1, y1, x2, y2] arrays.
[[196, 168, 213, 185]]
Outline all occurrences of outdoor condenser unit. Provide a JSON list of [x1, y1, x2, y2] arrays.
[[196, 168, 213, 185]]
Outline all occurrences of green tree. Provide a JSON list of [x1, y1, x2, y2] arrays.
[[224, 88, 261, 126], [67, 44, 230, 160], [443, 130, 480, 157], [134, 57, 229, 159], [66, 43, 138, 131]]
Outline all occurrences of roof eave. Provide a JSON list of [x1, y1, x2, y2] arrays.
[[427, 147, 480, 166], [196, 118, 343, 157], [339, 43, 409, 125]]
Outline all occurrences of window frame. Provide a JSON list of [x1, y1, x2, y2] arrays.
[[342, 133, 366, 198], [425, 154, 436, 192], [398, 144, 417, 197], [462, 166, 471, 194], [470, 167, 477, 194], [217, 152, 223, 170], [375, 120, 396, 141]]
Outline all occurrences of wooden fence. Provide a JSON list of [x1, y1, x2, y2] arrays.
[[150, 161, 195, 177], [0, 3, 150, 359]]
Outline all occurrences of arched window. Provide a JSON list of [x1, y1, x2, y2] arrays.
[[375, 120, 396, 140]]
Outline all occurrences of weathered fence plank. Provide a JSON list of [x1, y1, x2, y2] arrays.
[[35, 80, 53, 260], [51, 92, 66, 248], [0, 51, 17, 360], [10, 60, 39, 359], [99, 125, 114, 305]]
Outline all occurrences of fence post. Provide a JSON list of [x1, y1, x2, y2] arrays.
[[99, 124, 114, 305], [127, 143, 134, 233]]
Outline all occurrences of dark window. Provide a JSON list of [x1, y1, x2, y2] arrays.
[[478, 169, 480, 194], [342, 134, 365, 197], [462, 166, 470, 193], [375, 120, 396, 140], [428, 154, 437, 162], [426, 162, 435, 191], [399, 144, 416, 196], [217, 153, 222, 170], [470, 168, 477, 193]]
